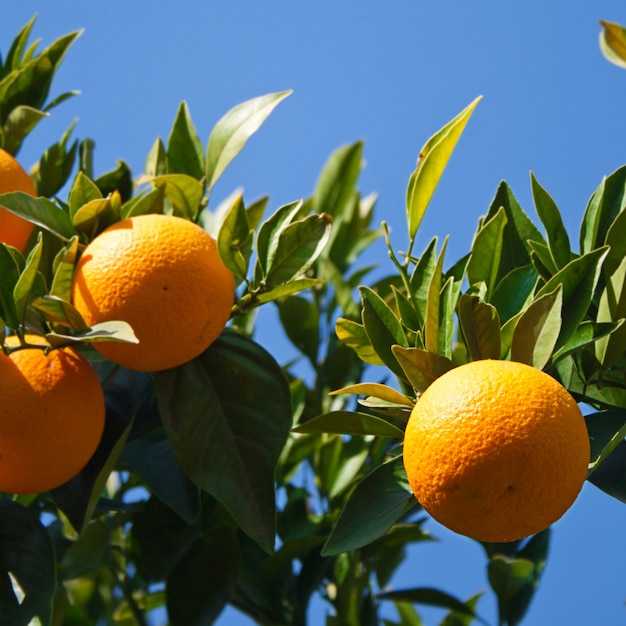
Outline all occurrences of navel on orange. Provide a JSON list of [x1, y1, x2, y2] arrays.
[[403, 359, 590, 543], [71, 213, 235, 372], [0, 148, 37, 251], [0, 335, 105, 494]]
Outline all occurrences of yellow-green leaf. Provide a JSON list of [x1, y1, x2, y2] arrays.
[[599, 20, 626, 69]]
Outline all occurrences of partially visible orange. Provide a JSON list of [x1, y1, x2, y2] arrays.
[[0, 335, 105, 494], [403, 359, 590, 542], [71, 213, 235, 372], [0, 148, 37, 251]]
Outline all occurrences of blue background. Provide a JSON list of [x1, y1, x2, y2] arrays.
[[3, 2, 626, 624]]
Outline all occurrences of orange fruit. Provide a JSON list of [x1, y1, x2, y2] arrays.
[[71, 213, 235, 372], [0, 335, 105, 494], [0, 148, 37, 251], [403, 359, 590, 542]]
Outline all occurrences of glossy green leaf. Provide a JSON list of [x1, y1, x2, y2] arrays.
[[553, 319, 622, 362], [510, 286, 562, 370], [253, 277, 324, 304], [35, 121, 78, 198], [265, 213, 332, 287], [488, 556, 536, 626], [47, 320, 138, 347], [49, 235, 79, 301], [536, 246, 609, 348], [145, 136, 167, 178], [167, 101, 205, 179], [217, 193, 253, 281], [0, 500, 56, 626], [409, 237, 438, 327], [72, 197, 113, 235], [360, 285, 408, 380], [392, 345, 454, 393], [335, 317, 384, 365], [490, 265, 538, 324], [322, 456, 416, 555], [587, 440, 626, 503], [206, 90, 292, 189], [527, 239, 558, 277], [596, 255, 626, 369], [121, 186, 165, 219], [155, 330, 292, 553], [2, 104, 47, 154], [599, 20, 626, 69], [530, 172, 571, 269], [406, 96, 481, 239], [94, 159, 133, 202], [458, 294, 501, 361], [294, 411, 404, 438], [0, 191, 76, 240], [467, 206, 507, 295]]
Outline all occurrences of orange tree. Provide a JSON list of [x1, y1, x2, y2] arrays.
[[1, 16, 626, 626]]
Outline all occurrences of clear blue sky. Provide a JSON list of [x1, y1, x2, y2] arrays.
[[4, 2, 626, 624]]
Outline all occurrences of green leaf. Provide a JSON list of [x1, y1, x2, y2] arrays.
[[265, 213, 332, 287], [360, 286, 408, 381], [585, 409, 626, 475], [155, 330, 292, 554], [596, 255, 626, 369], [378, 588, 479, 621], [467, 206, 507, 296], [0, 192, 76, 240], [31, 295, 88, 331], [488, 557, 536, 626], [335, 317, 384, 365], [47, 320, 138, 347], [0, 244, 21, 328], [599, 20, 626, 69], [0, 500, 56, 626], [205, 90, 292, 190], [36, 121, 78, 198], [256, 200, 306, 277], [217, 193, 253, 282], [587, 440, 626, 503], [322, 456, 416, 555], [530, 172, 571, 269], [94, 159, 133, 202], [528, 239, 557, 278], [13, 235, 43, 325], [391, 346, 454, 393], [580, 165, 626, 255], [409, 237, 438, 328], [510, 286, 562, 370], [406, 96, 481, 239], [121, 186, 165, 219], [277, 295, 320, 363], [293, 411, 404, 438], [330, 382, 413, 406], [313, 141, 362, 220], [424, 237, 448, 354], [146, 173, 204, 221], [458, 294, 501, 361], [2, 104, 48, 154], [68, 170, 102, 219], [490, 265, 538, 324], [535, 247, 609, 348], [167, 101, 205, 179], [553, 320, 622, 362], [49, 236, 79, 301], [145, 136, 167, 178], [252, 277, 324, 304]]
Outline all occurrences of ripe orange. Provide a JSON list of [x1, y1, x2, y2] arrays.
[[0, 335, 105, 494], [71, 213, 235, 372], [0, 148, 37, 251], [403, 359, 590, 542]]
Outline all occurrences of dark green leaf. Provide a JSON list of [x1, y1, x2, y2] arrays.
[[0, 500, 56, 626], [277, 295, 320, 363], [378, 587, 479, 621], [94, 159, 133, 202], [587, 439, 626, 503], [0, 243, 21, 328], [322, 456, 416, 555], [35, 121, 78, 198], [217, 193, 253, 281], [467, 206, 507, 296], [13, 236, 43, 325], [585, 409, 626, 475], [490, 265, 538, 324], [155, 330, 292, 553], [596, 255, 626, 369]]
